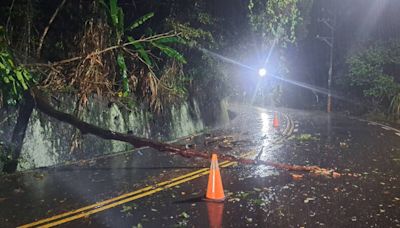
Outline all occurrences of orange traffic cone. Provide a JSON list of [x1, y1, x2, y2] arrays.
[[207, 202, 224, 228], [273, 112, 279, 128], [205, 154, 225, 202]]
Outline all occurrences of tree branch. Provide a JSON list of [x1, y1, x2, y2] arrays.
[[36, 0, 67, 58], [29, 31, 179, 67], [29, 88, 340, 177], [31, 88, 187, 152], [5, 0, 15, 45]]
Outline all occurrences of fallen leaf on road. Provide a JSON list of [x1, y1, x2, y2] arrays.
[[304, 197, 316, 203], [294, 134, 318, 142], [120, 205, 132, 213], [291, 174, 304, 180], [332, 172, 341, 178], [0, 197, 7, 202], [339, 142, 349, 148], [245, 217, 253, 223], [228, 197, 240, 202], [132, 223, 143, 228], [179, 212, 190, 219]]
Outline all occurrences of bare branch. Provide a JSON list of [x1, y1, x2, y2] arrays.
[[29, 31, 180, 67], [5, 0, 15, 45], [36, 0, 68, 58]]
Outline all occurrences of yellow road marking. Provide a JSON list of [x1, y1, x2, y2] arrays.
[[18, 161, 231, 228], [20, 111, 293, 227], [37, 162, 237, 228]]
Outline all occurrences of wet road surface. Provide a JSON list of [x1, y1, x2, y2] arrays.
[[1, 104, 400, 227]]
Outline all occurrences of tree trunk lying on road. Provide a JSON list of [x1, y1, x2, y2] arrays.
[[2, 93, 35, 173], [31, 89, 340, 178]]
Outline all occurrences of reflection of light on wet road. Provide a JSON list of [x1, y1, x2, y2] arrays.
[[249, 112, 279, 178], [259, 112, 272, 151], [250, 165, 279, 178], [260, 112, 270, 134]]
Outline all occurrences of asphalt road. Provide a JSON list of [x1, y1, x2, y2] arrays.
[[1, 104, 400, 227]]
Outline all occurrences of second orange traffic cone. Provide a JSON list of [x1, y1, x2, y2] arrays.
[[273, 112, 279, 128], [205, 154, 225, 202]]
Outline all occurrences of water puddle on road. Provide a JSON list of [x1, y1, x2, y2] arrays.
[[243, 165, 280, 178]]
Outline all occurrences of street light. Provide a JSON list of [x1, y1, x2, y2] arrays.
[[258, 68, 267, 77]]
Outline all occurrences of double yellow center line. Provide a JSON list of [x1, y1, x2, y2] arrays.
[[19, 161, 236, 228], [19, 112, 294, 228]]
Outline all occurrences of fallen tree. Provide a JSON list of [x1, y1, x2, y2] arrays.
[[1, 0, 337, 177], [31, 88, 341, 178]]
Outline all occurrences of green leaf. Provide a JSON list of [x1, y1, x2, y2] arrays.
[[117, 7, 124, 35], [7, 58, 15, 68], [8, 75, 15, 82], [128, 37, 152, 67], [109, 0, 119, 26], [15, 70, 28, 90], [12, 80, 17, 95], [99, 0, 109, 11], [22, 69, 31, 81], [6, 98, 16, 106], [0, 48, 33, 106], [126, 36, 138, 45], [127, 12, 154, 31], [152, 42, 187, 64], [156, 36, 184, 44], [179, 212, 190, 219], [117, 54, 127, 76], [2, 76, 10, 84]]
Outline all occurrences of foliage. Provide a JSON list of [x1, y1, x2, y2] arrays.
[[294, 133, 318, 142], [0, 26, 33, 107], [102, 0, 187, 105], [161, 0, 234, 103], [0, 0, 314, 112], [248, 0, 311, 45], [25, 0, 189, 112], [167, 19, 215, 48], [247, 0, 313, 106], [346, 39, 400, 115]]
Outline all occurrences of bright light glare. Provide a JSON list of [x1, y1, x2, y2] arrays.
[[260, 112, 270, 134], [258, 68, 267, 77]]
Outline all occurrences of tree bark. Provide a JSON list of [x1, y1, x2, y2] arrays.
[[31, 89, 191, 154], [2, 93, 34, 173]]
